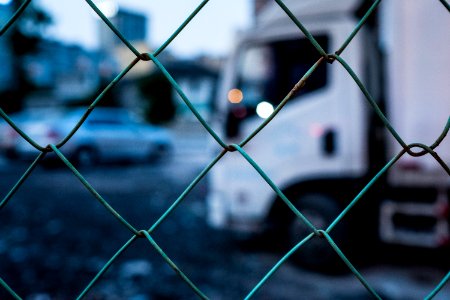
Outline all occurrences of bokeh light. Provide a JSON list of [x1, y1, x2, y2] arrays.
[[256, 101, 274, 119], [227, 88, 243, 104]]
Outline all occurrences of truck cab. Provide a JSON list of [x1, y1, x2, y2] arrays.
[[207, 0, 450, 269]]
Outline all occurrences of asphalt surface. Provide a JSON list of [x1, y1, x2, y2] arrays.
[[0, 153, 449, 299]]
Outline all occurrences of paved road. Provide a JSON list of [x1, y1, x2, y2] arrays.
[[0, 157, 449, 299]]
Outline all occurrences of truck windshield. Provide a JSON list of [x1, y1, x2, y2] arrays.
[[225, 35, 329, 138]]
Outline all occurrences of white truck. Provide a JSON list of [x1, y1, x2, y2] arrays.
[[207, 0, 450, 269]]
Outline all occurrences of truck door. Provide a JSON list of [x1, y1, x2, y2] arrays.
[[209, 15, 371, 230]]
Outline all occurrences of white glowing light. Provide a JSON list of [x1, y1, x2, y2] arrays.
[[256, 101, 274, 119], [97, 0, 118, 18], [0, 0, 12, 5]]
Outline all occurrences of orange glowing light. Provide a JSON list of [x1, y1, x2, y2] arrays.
[[228, 88, 243, 103]]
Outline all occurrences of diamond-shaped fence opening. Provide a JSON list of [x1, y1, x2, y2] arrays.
[[1, 0, 449, 299]]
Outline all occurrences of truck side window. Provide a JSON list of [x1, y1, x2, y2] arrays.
[[265, 35, 329, 105], [226, 35, 329, 138]]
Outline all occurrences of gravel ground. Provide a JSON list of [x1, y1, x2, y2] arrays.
[[0, 157, 449, 300]]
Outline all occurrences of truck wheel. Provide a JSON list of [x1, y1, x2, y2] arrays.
[[148, 144, 171, 163], [288, 193, 346, 273], [73, 147, 98, 168]]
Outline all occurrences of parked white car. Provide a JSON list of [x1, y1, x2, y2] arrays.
[[1, 107, 173, 166]]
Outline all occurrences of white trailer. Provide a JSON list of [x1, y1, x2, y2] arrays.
[[207, 0, 450, 269]]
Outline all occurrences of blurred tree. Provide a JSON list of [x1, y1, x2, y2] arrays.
[[0, 0, 51, 113], [138, 71, 176, 124]]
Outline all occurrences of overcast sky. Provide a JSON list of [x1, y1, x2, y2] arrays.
[[35, 0, 252, 58]]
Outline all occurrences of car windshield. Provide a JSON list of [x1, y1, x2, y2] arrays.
[[5, 108, 145, 131]]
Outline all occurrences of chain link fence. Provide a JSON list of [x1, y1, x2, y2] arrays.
[[1, 0, 449, 299]]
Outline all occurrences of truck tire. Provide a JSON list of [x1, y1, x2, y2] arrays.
[[288, 193, 347, 273], [73, 146, 98, 168], [148, 143, 171, 163]]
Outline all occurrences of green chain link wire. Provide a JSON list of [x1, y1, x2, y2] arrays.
[[1, 0, 449, 299]]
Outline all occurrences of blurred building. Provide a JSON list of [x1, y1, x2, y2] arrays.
[[99, 8, 147, 49], [0, 2, 111, 107], [254, 0, 271, 20], [17, 40, 112, 107], [94, 5, 220, 123], [98, 7, 152, 78]]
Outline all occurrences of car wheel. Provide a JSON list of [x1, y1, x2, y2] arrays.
[[73, 147, 98, 168], [288, 193, 346, 273], [148, 144, 171, 163]]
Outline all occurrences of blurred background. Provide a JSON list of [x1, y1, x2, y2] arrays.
[[0, 0, 449, 299]]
